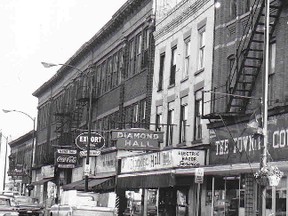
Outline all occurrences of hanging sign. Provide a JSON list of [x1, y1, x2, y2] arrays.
[[75, 131, 105, 151], [55, 149, 77, 168], [111, 128, 163, 150]]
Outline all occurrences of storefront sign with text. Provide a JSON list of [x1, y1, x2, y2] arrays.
[[55, 149, 78, 168], [210, 113, 288, 164], [120, 149, 205, 173], [111, 128, 163, 150]]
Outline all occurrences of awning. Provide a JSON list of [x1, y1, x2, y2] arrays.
[[117, 173, 175, 189], [62, 177, 115, 191], [117, 168, 205, 189], [32, 177, 54, 185]]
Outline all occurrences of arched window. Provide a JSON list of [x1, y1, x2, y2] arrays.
[[230, 0, 237, 19]]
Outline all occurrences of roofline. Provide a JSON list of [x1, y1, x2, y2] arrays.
[[33, 0, 145, 97]]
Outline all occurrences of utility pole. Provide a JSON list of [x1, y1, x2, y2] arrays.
[[259, 0, 270, 214]]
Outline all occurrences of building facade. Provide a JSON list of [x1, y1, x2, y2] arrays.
[[32, 0, 156, 213], [7, 131, 34, 195], [203, 0, 288, 215], [146, 0, 215, 215]]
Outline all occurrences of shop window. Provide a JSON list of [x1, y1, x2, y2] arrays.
[[266, 176, 287, 215], [206, 176, 245, 216]]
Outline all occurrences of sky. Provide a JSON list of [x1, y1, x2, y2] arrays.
[[0, 0, 127, 141]]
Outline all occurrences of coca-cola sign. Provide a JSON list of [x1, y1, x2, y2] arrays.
[[55, 149, 78, 169]]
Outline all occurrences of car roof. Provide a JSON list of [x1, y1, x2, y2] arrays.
[[0, 194, 13, 199]]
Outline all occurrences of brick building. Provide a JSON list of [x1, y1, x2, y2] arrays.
[[203, 0, 288, 215], [32, 0, 155, 213]]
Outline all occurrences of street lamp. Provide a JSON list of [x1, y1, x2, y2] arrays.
[[41, 61, 93, 192], [0, 133, 9, 191], [2, 109, 36, 195]]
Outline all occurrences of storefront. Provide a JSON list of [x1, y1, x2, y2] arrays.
[[117, 149, 206, 216], [206, 113, 288, 215]]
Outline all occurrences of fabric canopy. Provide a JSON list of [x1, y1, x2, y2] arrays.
[[32, 177, 54, 185], [62, 177, 115, 191]]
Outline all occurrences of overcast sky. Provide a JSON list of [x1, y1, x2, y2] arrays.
[[0, 0, 127, 140]]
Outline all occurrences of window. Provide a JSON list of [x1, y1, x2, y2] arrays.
[[112, 53, 119, 88], [198, 28, 206, 70], [183, 38, 191, 79], [244, 0, 250, 13], [106, 57, 113, 91], [155, 105, 163, 131], [132, 104, 139, 123], [136, 33, 142, 71], [179, 96, 188, 143], [166, 102, 175, 146], [128, 39, 135, 76], [194, 90, 202, 140], [228, 55, 236, 90], [268, 42, 276, 105], [96, 66, 102, 96], [142, 28, 150, 68], [140, 100, 146, 122], [170, 46, 177, 86], [158, 53, 165, 91], [101, 62, 106, 94], [230, 0, 237, 19]]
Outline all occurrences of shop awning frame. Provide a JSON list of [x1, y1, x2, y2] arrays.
[[32, 177, 54, 185], [62, 176, 115, 191]]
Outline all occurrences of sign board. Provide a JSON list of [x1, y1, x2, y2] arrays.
[[8, 164, 26, 176], [195, 168, 204, 184], [75, 132, 105, 151], [79, 150, 101, 157], [210, 113, 288, 165], [55, 149, 77, 169], [96, 152, 117, 177], [111, 128, 163, 151], [121, 149, 205, 173]]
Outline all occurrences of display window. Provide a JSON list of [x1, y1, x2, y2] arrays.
[[205, 176, 245, 216], [266, 176, 287, 215]]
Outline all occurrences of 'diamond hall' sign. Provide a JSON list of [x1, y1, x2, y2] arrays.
[[111, 128, 163, 150]]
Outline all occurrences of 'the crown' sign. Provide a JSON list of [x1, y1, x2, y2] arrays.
[[75, 132, 105, 151]]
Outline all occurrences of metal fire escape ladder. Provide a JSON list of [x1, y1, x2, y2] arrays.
[[226, 0, 283, 114]]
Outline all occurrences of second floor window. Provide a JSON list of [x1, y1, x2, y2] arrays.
[[166, 102, 175, 146], [179, 96, 188, 143], [170, 46, 177, 86], [194, 90, 202, 141], [155, 105, 163, 131], [158, 53, 165, 91]]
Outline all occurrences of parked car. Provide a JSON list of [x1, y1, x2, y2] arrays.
[[49, 190, 117, 216], [0, 194, 19, 216], [13, 196, 44, 216]]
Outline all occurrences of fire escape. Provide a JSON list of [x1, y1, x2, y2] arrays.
[[54, 77, 91, 147], [203, 0, 283, 119]]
